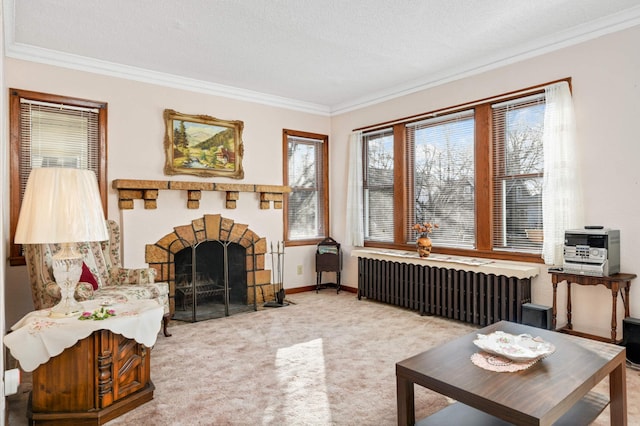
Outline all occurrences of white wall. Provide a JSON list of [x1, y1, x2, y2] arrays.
[[0, 0, 7, 415], [331, 25, 640, 339], [4, 24, 640, 340], [3, 58, 330, 325]]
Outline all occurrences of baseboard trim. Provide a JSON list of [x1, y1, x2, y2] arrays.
[[286, 285, 356, 294]]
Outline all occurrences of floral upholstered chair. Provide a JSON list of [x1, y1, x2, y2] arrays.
[[23, 220, 171, 336]]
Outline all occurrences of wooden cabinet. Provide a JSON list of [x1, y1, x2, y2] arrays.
[[29, 329, 154, 425]]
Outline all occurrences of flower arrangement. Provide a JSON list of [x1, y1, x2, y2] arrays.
[[413, 221, 439, 237], [78, 307, 116, 321]]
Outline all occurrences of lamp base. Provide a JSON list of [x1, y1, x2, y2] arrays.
[[49, 299, 83, 318], [51, 246, 84, 318]]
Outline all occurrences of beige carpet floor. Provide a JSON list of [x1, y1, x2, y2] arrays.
[[8, 291, 640, 425]]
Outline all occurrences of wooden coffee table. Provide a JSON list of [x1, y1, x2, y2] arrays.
[[397, 321, 627, 425]]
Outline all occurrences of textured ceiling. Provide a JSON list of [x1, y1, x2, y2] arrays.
[[5, 0, 640, 114]]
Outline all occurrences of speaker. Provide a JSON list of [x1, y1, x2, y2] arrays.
[[622, 317, 640, 364], [521, 303, 552, 330]]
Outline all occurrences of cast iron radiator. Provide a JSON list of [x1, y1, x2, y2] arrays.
[[357, 258, 531, 326]]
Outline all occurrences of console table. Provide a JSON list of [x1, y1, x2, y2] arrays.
[[550, 271, 636, 343], [4, 299, 163, 425]]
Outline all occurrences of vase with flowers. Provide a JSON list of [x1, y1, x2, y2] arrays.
[[413, 222, 439, 258]]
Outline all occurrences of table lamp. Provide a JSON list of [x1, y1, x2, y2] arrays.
[[14, 167, 108, 317]]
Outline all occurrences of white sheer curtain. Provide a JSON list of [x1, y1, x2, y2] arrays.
[[346, 131, 364, 246], [542, 82, 584, 265]]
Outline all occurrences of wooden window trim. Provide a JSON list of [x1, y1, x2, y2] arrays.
[[361, 78, 571, 263], [475, 103, 492, 252], [282, 129, 329, 246], [9, 89, 108, 266]]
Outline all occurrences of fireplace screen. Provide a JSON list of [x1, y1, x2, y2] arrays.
[[172, 240, 256, 322]]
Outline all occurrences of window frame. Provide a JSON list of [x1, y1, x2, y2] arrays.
[[282, 129, 329, 246], [405, 109, 477, 249], [9, 89, 108, 266], [362, 128, 396, 242], [359, 79, 569, 263]]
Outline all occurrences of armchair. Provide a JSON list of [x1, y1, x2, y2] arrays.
[[24, 220, 171, 336]]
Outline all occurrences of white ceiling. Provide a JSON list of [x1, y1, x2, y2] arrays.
[[5, 0, 640, 115]]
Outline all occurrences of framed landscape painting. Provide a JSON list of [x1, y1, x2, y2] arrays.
[[163, 109, 244, 178]]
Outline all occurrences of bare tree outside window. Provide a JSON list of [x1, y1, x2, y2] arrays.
[[363, 130, 394, 241], [493, 95, 545, 252], [409, 111, 475, 247], [358, 81, 559, 261], [284, 130, 328, 244], [288, 142, 320, 238]]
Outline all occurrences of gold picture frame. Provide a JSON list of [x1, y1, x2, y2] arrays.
[[163, 109, 244, 179]]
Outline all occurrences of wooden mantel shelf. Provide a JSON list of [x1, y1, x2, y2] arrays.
[[112, 179, 291, 210]]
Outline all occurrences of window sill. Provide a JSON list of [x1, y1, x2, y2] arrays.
[[363, 242, 545, 264], [351, 248, 540, 279], [285, 238, 326, 247]]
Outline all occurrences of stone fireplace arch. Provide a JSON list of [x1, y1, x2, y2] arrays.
[[145, 214, 272, 317]]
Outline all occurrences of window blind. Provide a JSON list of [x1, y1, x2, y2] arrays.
[[19, 99, 100, 204], [491, 93, 545, 253], [363, 129, 394, 242], [405, 110, 476, 248], [287, 135, 325, 240]]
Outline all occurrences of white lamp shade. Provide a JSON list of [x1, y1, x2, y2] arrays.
[[14, 168, 108, 244]]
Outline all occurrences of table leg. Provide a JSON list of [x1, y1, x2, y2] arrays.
[[609, 358, 627, 426], [624, 281, 631, 318], [611, 282, 620, 342], [566, 281, 572, 330], [552, 281, 558, 329], [396, 375, 414, 426]]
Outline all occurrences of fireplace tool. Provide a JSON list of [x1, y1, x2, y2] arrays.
[[264, 241, 288, 308]]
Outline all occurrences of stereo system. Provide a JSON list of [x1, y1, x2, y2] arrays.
[[563, 227, 620, 277]]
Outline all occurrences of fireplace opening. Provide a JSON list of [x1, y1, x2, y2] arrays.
[[172, 240, 254, 322], [145, 214, 272, 320]]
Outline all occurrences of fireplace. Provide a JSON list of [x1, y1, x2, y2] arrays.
[[145, 214, 274, 322], [173, 240, 249, 321]]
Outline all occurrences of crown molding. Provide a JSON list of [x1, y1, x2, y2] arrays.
[[5, 0, 640, 117], [331, 6, 640, 115], [4, 42, 331, 116], [1, 0, 331, 114]]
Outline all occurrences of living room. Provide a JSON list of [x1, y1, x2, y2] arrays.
[[2, 1, 640, 424]]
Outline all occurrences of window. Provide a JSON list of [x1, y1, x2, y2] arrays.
[[492, 94, 545, 253], [361, 82, 556, 262], [363, 129, 394, 241], [406, 110, 476, 248], [9, 89, 107, 266], [283, 129, 328, 244]]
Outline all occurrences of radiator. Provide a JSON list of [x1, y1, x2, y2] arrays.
[[357, 258, 531, 326]]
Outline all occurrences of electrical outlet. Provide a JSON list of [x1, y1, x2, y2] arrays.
[[297, 265, 303, 275]]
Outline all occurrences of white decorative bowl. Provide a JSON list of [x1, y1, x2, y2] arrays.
[[473, 331, 555, 362]]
